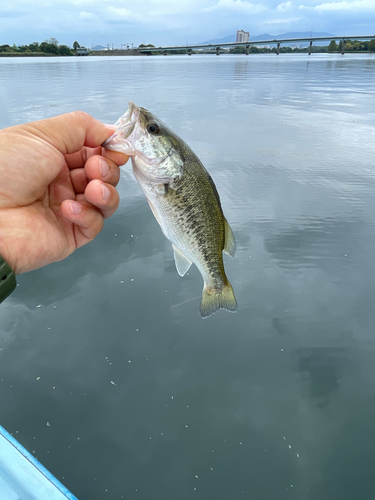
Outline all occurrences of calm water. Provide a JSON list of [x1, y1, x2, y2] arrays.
[[1, 54, 375, 500]]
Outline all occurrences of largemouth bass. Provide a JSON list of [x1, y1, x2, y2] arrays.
[[103, 102, 237, 318]]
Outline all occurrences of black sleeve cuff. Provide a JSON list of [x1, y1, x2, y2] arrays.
[[0, 255, 16, 304]]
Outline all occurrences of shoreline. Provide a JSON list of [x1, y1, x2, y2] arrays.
[[0, 50, 373, 58], [0, 52, 60, 57]]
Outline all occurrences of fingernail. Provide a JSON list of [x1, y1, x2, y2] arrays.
[[99, 158, 109, 177], [70, 201, 82, 215], [102, 184, 111, 202]]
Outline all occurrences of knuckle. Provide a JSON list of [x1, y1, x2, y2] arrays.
[[69, 110, 92, 122]]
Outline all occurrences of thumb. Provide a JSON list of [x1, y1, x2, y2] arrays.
[[24, 111, 116, 155]]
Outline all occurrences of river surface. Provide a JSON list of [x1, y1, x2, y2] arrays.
[[1, 53, 375, 500]]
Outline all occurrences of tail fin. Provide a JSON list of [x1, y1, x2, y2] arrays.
[[200, 282, 237, 319]]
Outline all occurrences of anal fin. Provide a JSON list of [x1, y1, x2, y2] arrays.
[[223, 218, 236, 257], [172, 245, 192, 277]]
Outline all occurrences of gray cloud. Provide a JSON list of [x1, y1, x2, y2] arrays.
[[0, 0, 374, 47]]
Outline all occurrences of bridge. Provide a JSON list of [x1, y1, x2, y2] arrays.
[[139, 35, 375, 56]]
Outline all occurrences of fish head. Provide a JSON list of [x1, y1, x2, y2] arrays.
[[103, 102, 184, 183]]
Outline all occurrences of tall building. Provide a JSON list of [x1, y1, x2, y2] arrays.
[[236, 30, 250, 43]]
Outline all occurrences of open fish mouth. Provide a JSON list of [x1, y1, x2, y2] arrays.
[[103, 102, 174, 168], [102, 101, 140, 153], [103, 101, 183, 182], [114, 101, 139, 137]]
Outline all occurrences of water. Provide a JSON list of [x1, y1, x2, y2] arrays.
[[1, 53, 375, 499]]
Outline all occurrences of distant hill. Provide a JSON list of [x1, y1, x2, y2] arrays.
[[198, 34, 235, 45], [93, 45, 107, 50], [251, 31, 335, 41], [198, 32, 335, 46]]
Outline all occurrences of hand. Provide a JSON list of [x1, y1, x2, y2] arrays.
[[0, 112, 128, 274]]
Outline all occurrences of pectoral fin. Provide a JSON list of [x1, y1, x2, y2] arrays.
[[146, 199, 162, 226], [223, 218, 236, 257], [172, 245, 192, 277]]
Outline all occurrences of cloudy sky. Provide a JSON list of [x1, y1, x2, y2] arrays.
[[1, 0, 374, 48]]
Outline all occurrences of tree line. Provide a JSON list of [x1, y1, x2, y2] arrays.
[[327, 39, 375, 52], [0, 39, 83, 56], [2, 38, 374, 57], [134, 39, 375, 55], [230, 39, 375, 54]]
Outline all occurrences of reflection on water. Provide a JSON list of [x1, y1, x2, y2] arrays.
[[297, 347, 349, 405], [1, 54, 375, 500]]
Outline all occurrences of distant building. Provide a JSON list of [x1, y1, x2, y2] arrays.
[[236, 30, 250, 43], [76, 47, 90, 56]]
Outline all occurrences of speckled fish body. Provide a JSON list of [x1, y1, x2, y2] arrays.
[[103, 102, 237, 318]]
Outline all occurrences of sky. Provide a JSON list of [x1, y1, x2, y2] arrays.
[[0, 0, 374, 48]]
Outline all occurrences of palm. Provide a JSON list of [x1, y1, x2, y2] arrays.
[[2, 153, 85, 273]]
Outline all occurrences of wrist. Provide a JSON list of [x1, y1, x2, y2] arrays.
[[0, 230, 15, 275], [0, 254, 16, 303], [0, 214, 22, 275]]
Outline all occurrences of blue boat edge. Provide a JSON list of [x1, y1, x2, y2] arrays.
[[0, 424, 78, 500]]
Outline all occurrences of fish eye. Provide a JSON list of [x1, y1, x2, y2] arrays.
[[147, 123, 160, 134]]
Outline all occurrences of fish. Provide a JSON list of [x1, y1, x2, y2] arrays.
[[103, 102, 237, 318]]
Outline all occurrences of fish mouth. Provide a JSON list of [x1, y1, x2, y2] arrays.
[[102, 101, 140, 154], [115, 101, 139, 137], [103, 103, 182, 181]]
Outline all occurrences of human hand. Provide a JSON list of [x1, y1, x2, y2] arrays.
[[0, 112, 128, 274]]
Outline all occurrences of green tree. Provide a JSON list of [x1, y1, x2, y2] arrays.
[[47, 38, 59, 46], [280, 46, 293, 53], [73, 41, 80, 51], [0, 44, 12, 53], [369, 39, 375, 52], [327, 40, 337, 52], [28, 42, 40, 52], [58, 44, 73, 56], [40, 41, 59, 54], [230, 46, 246, 53]]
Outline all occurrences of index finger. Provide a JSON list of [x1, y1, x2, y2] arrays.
[[102, 148, 129, 167], [65, 147, 129, 171], [65, 146, 103, 169]]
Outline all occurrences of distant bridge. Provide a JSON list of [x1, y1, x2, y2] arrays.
[[139, 35, 375, 56]]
